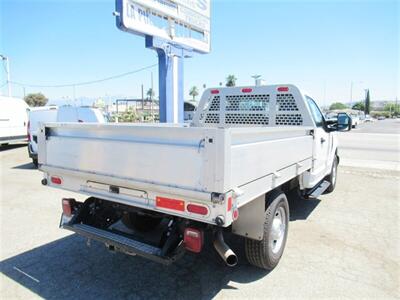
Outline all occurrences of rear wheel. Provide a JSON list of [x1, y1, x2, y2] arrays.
[[324, 155, 338, 194], [245, 191, 289, 270]]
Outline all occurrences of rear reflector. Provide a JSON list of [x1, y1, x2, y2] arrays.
[[210, 89, 220, 94], [184, 228, 204, 253], [277, 86, 289, 92], [62, 198, 75, 217], [227, 197, 232, 212], [242, 88, 253, 93], [51, 176, 62, 185], [187, 203, 208, 216], [156, 196, 185, 212]]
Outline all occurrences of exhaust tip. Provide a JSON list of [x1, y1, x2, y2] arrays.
[[213, 230, 238, 267], [226, 254, 238, 267]]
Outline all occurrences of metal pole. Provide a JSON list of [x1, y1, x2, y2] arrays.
[[141, 84, 144, 110], [151, 72, 154, 119], [350, 81, 353, 108], [146, 36, 189, 123], [6, 57, 11, 97]]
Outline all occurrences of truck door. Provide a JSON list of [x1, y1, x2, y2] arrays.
[[306, 97, 330, 180]]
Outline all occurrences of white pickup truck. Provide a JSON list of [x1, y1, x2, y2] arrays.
[[38, 85, 351, 270]]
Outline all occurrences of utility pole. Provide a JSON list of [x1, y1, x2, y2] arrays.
[[141, 84, 144, 110], [151, 71, 154, 119], [350, 81, 353, 108], [0, 54, 11, 97]]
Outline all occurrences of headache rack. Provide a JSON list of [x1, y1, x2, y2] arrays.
[[192, 84, 314, 128]]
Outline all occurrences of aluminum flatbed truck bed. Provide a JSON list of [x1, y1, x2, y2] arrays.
[[38, 84, 351, 269]]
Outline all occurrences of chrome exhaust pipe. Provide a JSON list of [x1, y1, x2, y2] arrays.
[[213, 230, 238, 267]]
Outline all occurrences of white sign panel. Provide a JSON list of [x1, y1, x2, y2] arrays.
[[117, 0, 211, 53]]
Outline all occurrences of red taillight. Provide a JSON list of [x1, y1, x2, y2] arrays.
[[27, 121, 31, 142], [277, 86, 289, 92], [156, 196, 185, 212], [227, 197, 232, 212], [62, 198, 75, 217], [242, 88, 253, 93], [233, 208, 239, 221], [184, 228, 203, 253], [51, 176, 62, 185], [187, 203, 209, 216], [210, 89, 220, 94]]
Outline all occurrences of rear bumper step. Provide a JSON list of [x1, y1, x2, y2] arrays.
[[63, 223, 184, 265]]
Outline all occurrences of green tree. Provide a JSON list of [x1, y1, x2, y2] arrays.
[[118, 107, 138, 122], [329, 102, 348, 110], [24, 93, 48, 107], [146, 88, 155, 100], [226, 74, 237, 87], [189, 86, 199, 101], [384, 103, 400, 116], [365, 89, 371, 114], [352, 101, 365, 111]]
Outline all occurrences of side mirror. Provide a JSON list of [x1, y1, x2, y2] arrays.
[[337, 113, 352, 131]]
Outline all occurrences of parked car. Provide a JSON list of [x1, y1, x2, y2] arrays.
[[28, 106, 106, 167], [184, 101, 197, 121], [349, 114, 360, 128], [38, 85, 351, 270], [0, 96, 29, 146]]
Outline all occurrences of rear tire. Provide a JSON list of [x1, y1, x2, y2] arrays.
[[324, 155, 338, 194], [245, 191, 289, 270]]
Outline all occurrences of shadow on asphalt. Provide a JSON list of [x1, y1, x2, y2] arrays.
[[12, 162, 37, 170], [0, 193, 320, 299], [0, 233, 268, 299], [0, 143, 27, 152]]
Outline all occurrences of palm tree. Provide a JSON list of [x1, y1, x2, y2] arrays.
[[226, 75, 237, 87], [146, 88, 155, 100], [189, 86, 199, 101]]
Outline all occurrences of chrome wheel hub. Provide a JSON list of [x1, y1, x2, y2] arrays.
[[270, 207, 286, 254]]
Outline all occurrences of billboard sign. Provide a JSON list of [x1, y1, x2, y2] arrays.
[[116, 0, 211, 53]]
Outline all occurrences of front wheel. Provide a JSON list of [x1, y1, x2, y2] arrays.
[[324, 155, 338, 194], [245, 191, 289, 270], [32, 158, 38, 168]]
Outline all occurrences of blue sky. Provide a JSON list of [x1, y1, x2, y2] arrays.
[[1, 0, 398, 106]]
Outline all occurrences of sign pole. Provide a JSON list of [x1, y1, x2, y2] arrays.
[[146, 36, 191, 123]]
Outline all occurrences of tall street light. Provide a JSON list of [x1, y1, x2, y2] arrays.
[[0, 54, 11, 97], [350, 81, 363, 108]]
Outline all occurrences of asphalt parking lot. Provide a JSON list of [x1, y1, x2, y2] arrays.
[[1, 120, 399, 299]]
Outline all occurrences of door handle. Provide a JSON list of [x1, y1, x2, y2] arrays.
[[320, 137, 326, 144]]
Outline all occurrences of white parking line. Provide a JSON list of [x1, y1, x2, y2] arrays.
[[13, 266, 40, 283]]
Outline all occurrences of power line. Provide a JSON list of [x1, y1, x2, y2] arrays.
[[10, 63, 158, 88]]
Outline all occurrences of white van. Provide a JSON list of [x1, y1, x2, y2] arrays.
[[28, 106, 58, 166], [0, 96, 29, 146], [28, 106, 106, 166]]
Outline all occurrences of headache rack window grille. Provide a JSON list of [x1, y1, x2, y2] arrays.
[[196, 88, 310, 127], [276, 94, 299, 111], [225, 94, 270, 126], [275, 114, 303, 126], [199, 96, 221, 124]]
